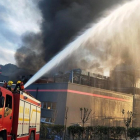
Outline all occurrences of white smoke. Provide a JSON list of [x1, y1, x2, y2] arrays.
[[25, 0, 140, 88]]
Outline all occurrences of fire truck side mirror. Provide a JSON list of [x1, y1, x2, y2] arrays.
[[0, 96, 4, 108]]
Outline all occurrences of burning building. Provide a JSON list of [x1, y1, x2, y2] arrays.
[[54, 69, 110, 90], [24, 69, 140, 127], [1, 67, 140, 127]]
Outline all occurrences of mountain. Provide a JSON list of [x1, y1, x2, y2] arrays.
[[0, 63, 18, 76], [0, 63, 33, 82]]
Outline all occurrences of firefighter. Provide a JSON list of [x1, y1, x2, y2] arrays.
[[14, 81, 24, 91], [7, 81, 13, 91], [3, 81, 7, 88], [20, 81, 25, 91], [14, 81, 21, 91]]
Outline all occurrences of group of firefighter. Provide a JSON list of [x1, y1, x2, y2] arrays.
[[3, 81, 24, 92]]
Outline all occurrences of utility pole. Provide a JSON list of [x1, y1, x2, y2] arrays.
[[64, 107, 68, 140]]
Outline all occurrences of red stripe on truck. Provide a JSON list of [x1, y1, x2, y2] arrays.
[[20, 94, 41, 107]]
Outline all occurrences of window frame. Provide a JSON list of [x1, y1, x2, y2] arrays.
[[41, 101, 57, 110]]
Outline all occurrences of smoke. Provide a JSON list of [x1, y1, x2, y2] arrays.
[[15, 0, 125, 74], [15, 33, 45, 73], [24, 0, 140, 88], [56, 0, 140, 75]]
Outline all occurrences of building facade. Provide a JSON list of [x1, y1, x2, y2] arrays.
[[26, 82, 134, 127]]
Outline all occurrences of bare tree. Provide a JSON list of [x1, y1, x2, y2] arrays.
[[122, 109, 133, 130], [80, 108, 92, 127], [122, 109, 133, 140]]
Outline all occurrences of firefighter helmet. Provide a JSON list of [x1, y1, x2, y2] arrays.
[[7, 81, 13, 86], [17, 81, 21, 84]]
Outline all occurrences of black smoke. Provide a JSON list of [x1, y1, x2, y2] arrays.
[[15, 0, 125, 74]]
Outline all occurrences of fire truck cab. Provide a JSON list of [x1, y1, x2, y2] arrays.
[[0, 87, 41, 140]]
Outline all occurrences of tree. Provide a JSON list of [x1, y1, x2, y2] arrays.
[[122, 109, 133, 140], [40, 123, 48, 139], [122, 109, 133, 130], [80, 108, 92, 127]]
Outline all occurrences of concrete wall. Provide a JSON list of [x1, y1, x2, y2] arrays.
[[26, 82, 134, 127], [133, 94, 140, 127], [66, 83, 133, 127]]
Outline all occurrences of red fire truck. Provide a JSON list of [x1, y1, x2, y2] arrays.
[[0, 86, 41, 140]]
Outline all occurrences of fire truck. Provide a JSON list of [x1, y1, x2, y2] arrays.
[[0, 86, 41, 140]]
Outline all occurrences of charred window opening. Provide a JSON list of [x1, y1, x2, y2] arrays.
[[41, 102, 56, 110], [47, 102, 51, 109]]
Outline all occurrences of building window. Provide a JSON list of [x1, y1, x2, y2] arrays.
[[41, 102, 56, 110], [43, 102, 47, 108], [41, 117, 54, 123], [42, 102, 47, 108], [47, 102, 51, 109], [45, 117, 51, 122]]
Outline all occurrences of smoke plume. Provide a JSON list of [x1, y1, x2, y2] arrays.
[[15, 0, 125, 74], [24, 0, 140, 88]]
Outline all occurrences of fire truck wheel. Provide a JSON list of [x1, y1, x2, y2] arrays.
[[30, 132, 34, 140], [0, 137, 3, 140]]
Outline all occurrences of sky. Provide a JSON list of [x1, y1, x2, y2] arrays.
[[0, 0, 41, 65]]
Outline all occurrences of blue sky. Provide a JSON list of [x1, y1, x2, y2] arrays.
[[0, 0, 42, 65]]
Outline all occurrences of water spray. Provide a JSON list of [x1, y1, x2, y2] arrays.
[[25, 0, 140, 88]]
